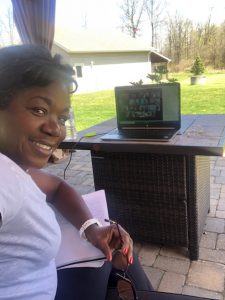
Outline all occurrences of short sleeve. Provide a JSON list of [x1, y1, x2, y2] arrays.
[[0, 154, 24, 226]]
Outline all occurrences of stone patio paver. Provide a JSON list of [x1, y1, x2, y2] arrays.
[[158, 271, 185, 293], [187, 261, 225, 292], [142, 266, 164, 290], [199, 248, 225, 264], [204, 217, 225, 233], [199, 232, 217, 249], [217, 234, 225, 250], [138, 244, 160, 266], [153, 256, 190, 275]]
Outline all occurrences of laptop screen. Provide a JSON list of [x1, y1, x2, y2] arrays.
[[115, 83, 181, 129]]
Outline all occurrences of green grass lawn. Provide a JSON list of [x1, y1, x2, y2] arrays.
[[72, 72, 225, 131], [173, 72, 225, 114]]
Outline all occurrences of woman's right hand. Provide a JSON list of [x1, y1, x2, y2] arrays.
[[85, 223, 133, 269]]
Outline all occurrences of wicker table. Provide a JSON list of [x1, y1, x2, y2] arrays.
[[60, 114, 225, 260]]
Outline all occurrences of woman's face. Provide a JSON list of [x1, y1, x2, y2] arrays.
[[0, 81, 70, 169]]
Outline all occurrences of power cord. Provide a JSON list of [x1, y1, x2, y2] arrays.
[[63, 131, 111, 180], [63, 136, 84, 180]]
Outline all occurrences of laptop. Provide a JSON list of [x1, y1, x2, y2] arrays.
[[101, 82, 181, 142]]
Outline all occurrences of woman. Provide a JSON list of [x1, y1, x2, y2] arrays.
[[0, 44, 152, 299]]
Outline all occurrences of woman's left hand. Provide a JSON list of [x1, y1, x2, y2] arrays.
[[85, 223, 133, 267]]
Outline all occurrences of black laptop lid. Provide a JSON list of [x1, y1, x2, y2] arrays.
[[115, 83, 181, 130]]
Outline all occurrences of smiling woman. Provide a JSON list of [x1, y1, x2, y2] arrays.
[[0, 45, 74, 169], [0, 44, 75, 299], [0, 44, 153, 300], [0, 82, 71, 169]]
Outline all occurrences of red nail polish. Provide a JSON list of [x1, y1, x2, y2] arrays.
[[123, 248, 128, 255], [129, 256, 133, 264]]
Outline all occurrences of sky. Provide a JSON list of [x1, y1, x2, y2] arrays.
[[1, 0, 225, 39], [55, 0, 225, 31], [166, 0, 225, 24]]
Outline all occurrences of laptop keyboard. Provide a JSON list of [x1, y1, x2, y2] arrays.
[[119, 129, 175, 139]]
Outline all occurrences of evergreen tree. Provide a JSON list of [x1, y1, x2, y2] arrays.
[[191, 56, 205, 75]]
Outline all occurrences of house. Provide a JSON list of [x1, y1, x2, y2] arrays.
[[52, 29, 170, 93]]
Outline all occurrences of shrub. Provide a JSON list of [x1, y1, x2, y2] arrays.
[[191, 56, 205, 75], [130, 79, 143, 86], [146, 73, 161, 83], [167, 78, 178, 82]]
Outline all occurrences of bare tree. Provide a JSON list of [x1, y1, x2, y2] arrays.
[[120, 0, 145, 38], [164, 13, 193, 64], [144, 0, 166, 48], [160, 4, 225, 70], [0, 6, 17, 46]]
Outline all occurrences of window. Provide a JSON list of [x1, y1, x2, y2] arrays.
[[75, 65, 83, 78]]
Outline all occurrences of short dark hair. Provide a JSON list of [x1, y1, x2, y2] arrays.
[[0, 44, 76, 108]]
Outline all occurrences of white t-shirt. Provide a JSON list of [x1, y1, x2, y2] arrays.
[[0, 153, 61, 300]]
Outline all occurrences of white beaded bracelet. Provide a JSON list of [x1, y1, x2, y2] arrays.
[[79, 218, 102, 241]]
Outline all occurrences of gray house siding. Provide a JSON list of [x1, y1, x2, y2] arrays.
[[52, 30, 170, 92], [52, 44, 165, 93]]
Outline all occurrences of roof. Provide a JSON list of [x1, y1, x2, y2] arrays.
[[54, 29, 170, 61], [150, 51, 171, 63]]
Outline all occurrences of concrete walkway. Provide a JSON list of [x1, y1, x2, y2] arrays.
[[45, 151, 225, 300]]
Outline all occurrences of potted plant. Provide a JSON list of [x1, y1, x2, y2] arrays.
[[190, 56, 206, 85]]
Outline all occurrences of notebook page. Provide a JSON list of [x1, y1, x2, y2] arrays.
[[54, 190, 109, 269]]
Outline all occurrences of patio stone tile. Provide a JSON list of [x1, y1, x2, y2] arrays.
[[79, 166, 93, 172], [204, 217, 225, 233], [187, 261, 225, 292], [183, 286, 223, 299], [210, 188, 221, 199], [218, 197, 225, 205], [142, 266, 164, 290], [217, 199, 225, 211], [208, 205, 216, 217], [211, 183, 222, 189], [216, 210, 225, 218], [158, 271, 185, 293], [213, 166, 223, 171], [138, 244, 160, 266], [199, 248, 225, 264], [215, 176, 225, 184], [216, 234, 225, 250], [215, 159, 225, 167], [199, 232, 217, 249], [153, 256, 190, 275], [81, 176, 94, 186], [210, 198, 218, 206], [211, 169, 221, 177], [70, 163, 86, 170], [210, 163, 216, 169], [210, 177, 214, 184]]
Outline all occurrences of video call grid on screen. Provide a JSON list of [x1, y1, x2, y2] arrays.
[[116, 84, 180, 126]]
